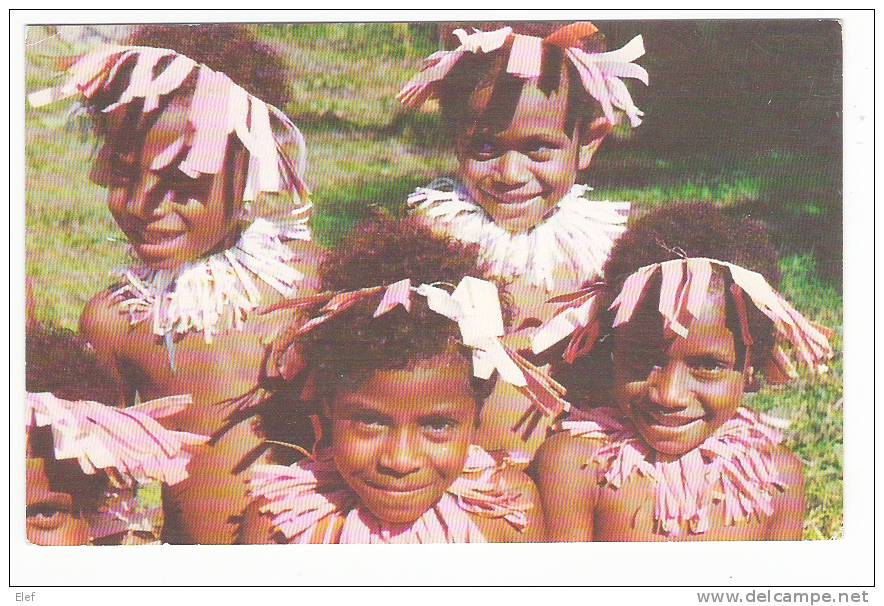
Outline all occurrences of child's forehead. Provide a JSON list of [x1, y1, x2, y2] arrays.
[[333, 357, 477, 413], [618, 289, 732, 343], [463, 71, 571, 136], [103, 93, 191, 158]]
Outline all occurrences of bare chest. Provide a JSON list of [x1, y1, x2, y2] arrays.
[[117, 306, 290, 435], [593, 475, 768, 542]]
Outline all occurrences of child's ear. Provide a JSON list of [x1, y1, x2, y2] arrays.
[[578, 116, 613, 171]]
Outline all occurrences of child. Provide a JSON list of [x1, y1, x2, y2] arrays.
[[25, 325, 207, 545], [531, 205, 833, 541], [28, 25, 322, 543], [240, 218, 548, 543], [397, 22, 647, 453]]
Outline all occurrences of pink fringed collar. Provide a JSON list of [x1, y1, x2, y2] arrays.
[[248, 445, 532, 543], [562, 406, 788, 536]]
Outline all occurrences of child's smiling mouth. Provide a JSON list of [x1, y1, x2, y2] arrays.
[[138, 228, 185, 245], [478, 187, 543, 207], [637, 405, 705, 430], [362, 480, 432, 495]]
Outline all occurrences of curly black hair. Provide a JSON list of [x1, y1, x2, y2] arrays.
[[436, 22, 608, 140], [26, 323, 119, 404], [301, 215, 503, 405], [26, 324, 118, 506], [127, 24, 290, 109]]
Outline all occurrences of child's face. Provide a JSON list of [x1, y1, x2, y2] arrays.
[[327, 356, 478, 525], [94, 95, 246, 270], [613, 294, 746, 457], [455, 74, 604, 234], [26, 457, 92, 546]]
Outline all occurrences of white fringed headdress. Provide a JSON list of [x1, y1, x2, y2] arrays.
[[267, 275, 572, 419], [28, 44, 311, 210], [26, 392, 208, 488], [532, 257, 835, 382], [398, 22, 648, 128]]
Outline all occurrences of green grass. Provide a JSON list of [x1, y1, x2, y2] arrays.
[[24, 24, 843, 540]]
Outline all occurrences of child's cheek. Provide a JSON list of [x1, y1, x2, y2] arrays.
[[330, 422, 378, 474], [426, 432, 472, 483]]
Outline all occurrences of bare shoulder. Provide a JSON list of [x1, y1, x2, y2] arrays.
[[530, 430, 602, 542], [238, 497, 283, 544], [473, 466, 546, 543], [772, 445, 805, 487], [78, 288, 128, 355], [533, 429, 603, 482], [766, 445, 807, 540]]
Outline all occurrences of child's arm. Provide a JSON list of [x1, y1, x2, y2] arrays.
[[765, 446, 807, 540], [238, 498, 282, 544], [531, 432, 598, 542], [79, 290, 136, 407]]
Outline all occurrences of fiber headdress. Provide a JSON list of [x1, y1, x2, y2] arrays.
[[264, 275, 571, 419], [531, 257, 834, 383], [397, 22, 648, 127], [26, 392, 209, 487], [28, 44, 311, 210]]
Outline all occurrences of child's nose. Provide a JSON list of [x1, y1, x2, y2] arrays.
[[378, 427, 421, 477], [127, 177, 171, 219], [647, 363, 692, 410], [492, 151, 529, 187]]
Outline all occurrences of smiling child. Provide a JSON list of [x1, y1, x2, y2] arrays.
[[397, 22, 647, 453], [240, 217, 546, 543], [28, 24, 322, 543], [531, 205, 834, 541]]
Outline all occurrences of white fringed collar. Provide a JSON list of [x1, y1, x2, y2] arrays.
[[407, 179, 630, 292], [111, 218, 311, 362]]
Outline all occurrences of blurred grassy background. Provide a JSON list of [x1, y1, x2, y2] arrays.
[[24, 21, 842, 540]]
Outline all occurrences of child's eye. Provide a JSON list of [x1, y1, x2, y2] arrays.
[[351, 412, 388, 430], [27, 504, 72, 530], [524, 141, 557, 161], [619, 351, 668, 380], [106, 158, 139, 187], [420, 415, 458, 437], [167, 172, 211, 203], [468, 138, 499, 159], [688, 356, 733, 375]]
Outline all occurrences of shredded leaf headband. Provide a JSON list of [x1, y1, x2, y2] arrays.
[[26, 392, 209, 487], [28, 44, 311, 212], [397, 22, 649, 128], [531, 257, 835, 383], [263, 276, 571, 420]]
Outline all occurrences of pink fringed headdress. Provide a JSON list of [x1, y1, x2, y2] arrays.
[[397, 22, 649, 128], [531, 257, 834, 383], [26, 392, 209, 487], [264, 275, 571, 419], [28, 45, 311, 211]]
